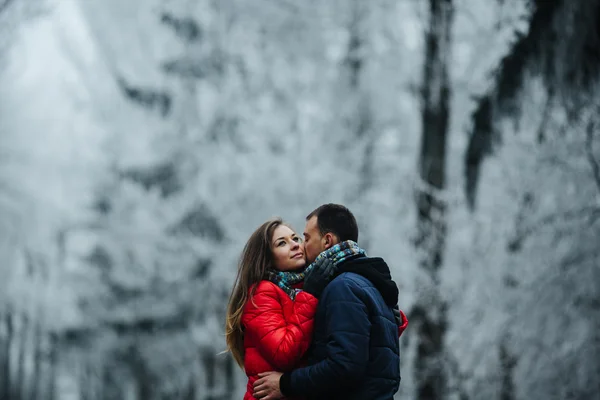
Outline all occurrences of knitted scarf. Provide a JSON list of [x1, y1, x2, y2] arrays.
[[265, 267, 309, 300], [311, 240, 366, 267], [266, 240, 366, 300]]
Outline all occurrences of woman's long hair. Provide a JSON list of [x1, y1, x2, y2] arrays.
[[225, 218, 284, 368]]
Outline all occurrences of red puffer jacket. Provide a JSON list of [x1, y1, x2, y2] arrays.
[[241, 280, 318, 400]]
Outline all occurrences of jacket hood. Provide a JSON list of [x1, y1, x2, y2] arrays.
[[337, 256, 399, 307]]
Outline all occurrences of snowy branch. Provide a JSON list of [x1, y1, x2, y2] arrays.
[[507, 206, 600, 251], [413, 174, 464, 207], [0, 0, 13, 13], [116, 77, 172, 117], [559, 247, 600, 271], [160, 12, 201, 42], [260, 0, 305, 14], [104, 313, 192, 335], [585, 120, 600, 194]]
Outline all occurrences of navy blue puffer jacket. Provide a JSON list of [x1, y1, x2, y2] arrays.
[[280, 255, 402, 400]]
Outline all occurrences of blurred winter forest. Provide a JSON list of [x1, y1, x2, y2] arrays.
[[1, 0, 599, 399]]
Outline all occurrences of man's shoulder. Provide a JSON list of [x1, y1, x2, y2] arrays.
[[333, 271, 371, 285], [343, 255, 387, 268], [323, 272, 371, 298]]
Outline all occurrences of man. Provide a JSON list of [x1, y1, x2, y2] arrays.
[[253, 203, 408, 400]]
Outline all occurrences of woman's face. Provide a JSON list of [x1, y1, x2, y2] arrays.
[[271, 224, 306, 272]]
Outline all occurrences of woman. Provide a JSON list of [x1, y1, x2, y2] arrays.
[[225, 218, 334, 400]]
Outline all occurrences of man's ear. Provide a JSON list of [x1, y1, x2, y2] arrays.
[[323, 232, 337, 249]]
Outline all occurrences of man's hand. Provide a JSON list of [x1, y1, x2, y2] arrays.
[[253, 371, 284, 399]]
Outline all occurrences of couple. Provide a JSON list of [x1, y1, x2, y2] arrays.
[[225, 204, 408, 400]]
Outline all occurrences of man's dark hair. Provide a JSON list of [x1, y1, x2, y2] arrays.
[[306, 203, 359, 242]]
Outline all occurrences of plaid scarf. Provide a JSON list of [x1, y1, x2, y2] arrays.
[[266, 240, 366, 300]]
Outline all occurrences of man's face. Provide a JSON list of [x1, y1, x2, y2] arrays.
[[303, 216, 326, 264]]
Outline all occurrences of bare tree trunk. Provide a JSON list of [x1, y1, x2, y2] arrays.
[[80, 359, 91, 400], [30, 321, 44, 400], [464, 0, 566, 207], [345, 0, 365, 91], [1, 310, 13, 400], [128, 347, 152, 400], [223, 353, 234, 400], [81, 356, 104, 400], [499, 337, 518, 400], [47, 333, 58, 400], [183, 378, 196, 400], [412, 0, 453, 399], [203, 350, 216, 400], [102, 364, 113, 400], [343, 0, 376, 249], [16, 313, 30, 400]]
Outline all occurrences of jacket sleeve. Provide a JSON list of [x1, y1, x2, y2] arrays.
[[281, 278, 371, 397], [242, 281, 318, 371], [398, 309, 409, 337]]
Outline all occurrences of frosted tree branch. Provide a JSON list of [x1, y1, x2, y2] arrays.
[[507, 206, 600, 251], [585, 120, 600, 194], [260, 0, 304, 14], [559, 247, 600, 270], [0, 0, 13, 13], [413, 175, 453, 203]]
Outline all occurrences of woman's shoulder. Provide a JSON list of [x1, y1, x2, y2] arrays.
[[251, 280, 280, 294], [243, 281, 285, 318], [247, 280, 285, 303]]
